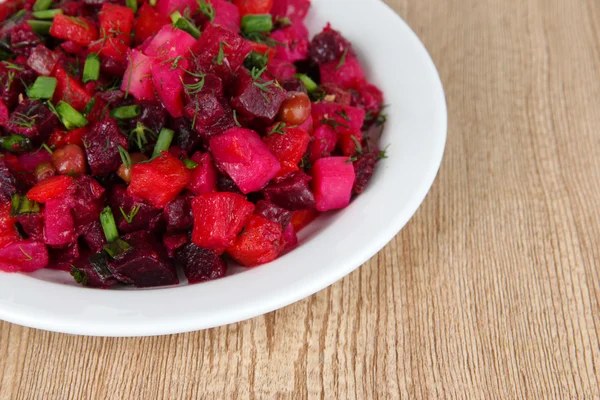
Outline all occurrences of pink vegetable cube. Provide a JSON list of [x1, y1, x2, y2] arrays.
[[308, 124, 337, 163], [187, 152, 218, 195], [310, 157, 356, 212], [312, 102, 365, 136], [27, 45, 59, 76], [282, 223, 298, 251], [155, 0, 198, 17], [270, 24, 309, 62], [0, 240, 49, 272], [152, 58, 189, 118], [266, 59, 297, 82], [121, 49, 156, 101], [144, 26, 196, 60], [271, 0, 310, 22], [209, 128, 281, 194], [43, 198, 76, 246], [319, 55, 366, 89], [0, 99, 9, 126], [209, 0, 240, 32]]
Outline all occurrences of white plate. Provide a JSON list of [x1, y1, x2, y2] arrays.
[[0, 0, 447, 336]]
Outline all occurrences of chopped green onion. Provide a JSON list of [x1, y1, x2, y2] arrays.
[[100, 206, 119, 243], [152, 128, 174, 158], [89, 252, 113, 280], [183, 158, 198, 169], [294, 73, 319, 93], [26, 76, 57, 100], [33, 0, 53, 12], [243, 50, 269, 71], [0, 135, 31, 153], [82, 53, 100, 83], [104, 239, 131, 259], [110, 105, 141, 119], [170, 11, 201, 39], [10, 194, 40, 217], [118, 145, 132, 169], [32, 9, 63, 19], [27, 20, 52, 35], [56, 101, 88, 129], [126, 0, 137, 13], [241, 14, 273, 34], [70, 266, 88, 286], [83, 97, 96, 116]]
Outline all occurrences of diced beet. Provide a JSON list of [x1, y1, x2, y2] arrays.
[[351, 79, 384, 116], [337, 129, 363, 157], [266, 59, 297, 82], [187, 152, 218, 195], [134, 4, 171, 46], [155, 0, 198, 16], [17, 151, 52, 173], [68, 175, 105, 229], [0, 202, 19, 249], [48, 242, 80, 271], [312, 102, 365, 132], [71, 252, 118, 289], [297, 114, 313, 134], [308, 124, 337, 163], [121, 49, 156, 102], [191, 192, 254, 251], [320, 55, 365, 90], [254, 200, 292, 230], [263, 126, 310, 178], [151, 57, 188, 118], [0, 240, 49, 273], [164, 196, 193, 232], [262, 171, 315, 211], [163, 232, 188, 258], [309, 25, 352, 65], [17, 212, 44, 242], [44, 198, 76, 246], [195, 100, 237, 140], [81, 220, 107, 253], [0, 99, 8, 126], [110, 231, 179, 288], [271, 0, 310, 22], [282, 222, 298, 251], [144, 26, 196, 60], [352, 153, 377, 195], [227, 215, 283, 267], [175, 243, 227, 283], [231, 70, 286, 122], [99, 52, 129, 76], [0, 156, 17, 203], [271, 24, 309, 63], [0, 63, 34, 111], [83, 118, 128, 176], [183, 92, 225, 128], [27, 175, 77, 203], [109, 184, 161, 233], [189, 24, 251, 82], [290, 208, 318, 231], [136, 102, 168, 134], [0, 0, 24, 24], [52, 66, 92, 112], [310, 157, 355, 212], [27, 45, 59, 76], [10, 23, 41, 57], [60, 40, 83, 55], [207, 0, 240, 32], [321, 83, 352, 105], [216, 174, 243, 194], [170, 117, 202, 154], [50, 15, 98, 46], [5, 100, 58, 142], [128, 152, 191, 209], [99, 4, 135, 36], [210, 127, 281, 194]]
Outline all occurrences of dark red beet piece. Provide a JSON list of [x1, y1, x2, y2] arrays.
[[216, 174, 243, 195], [16, 212, 44, 241], [81, 220, 107, 253], [0, 156, 17, 203], [171, 117, 203, 154], [83, 117, 129, 176], [164, 196, 193, 232], [183, 93, 225, 128], [10, 23, 41, 57], [163, 232, 188, 258], [175, 243, 227, 284], [262, 171, 316, 211], [73, 252, 118, 289], [137, 101, 168, 136], [195, 100, 237, 140], [108, 184, 161, 233], [5, 100, 58, 143], [309, 25, 352, 65], [254, 200, 293, 230], [231, 70, 286, 123], [353, 153, 377, 194], [110, 231, 179, 288], [48, 242, 80, 271], [68, 175, 106, 231]]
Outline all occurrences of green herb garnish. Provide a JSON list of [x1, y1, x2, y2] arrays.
[[119, 205, 141, 224], [26, 76, 57, 100]]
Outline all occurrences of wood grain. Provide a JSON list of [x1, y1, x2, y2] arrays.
[[2, 0, 600, 398]]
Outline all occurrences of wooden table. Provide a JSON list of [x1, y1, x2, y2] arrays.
[[2, 0, 600, 398]]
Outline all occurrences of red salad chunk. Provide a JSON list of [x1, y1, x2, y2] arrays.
[[0, 1, 386, 288]]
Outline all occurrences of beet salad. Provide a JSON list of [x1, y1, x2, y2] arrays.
[[0, 0, 388, 288]]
